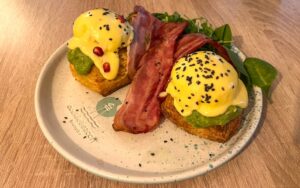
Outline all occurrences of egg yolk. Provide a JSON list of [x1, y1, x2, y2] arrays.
[[68, 8, 134, 80], [166, 51, 248, 117]]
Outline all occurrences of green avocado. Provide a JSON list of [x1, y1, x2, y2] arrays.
[[67, 47, 94, 75], [185, 106, 242, 128]]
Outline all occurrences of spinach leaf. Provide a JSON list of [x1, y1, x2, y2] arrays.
[[244, 58, 277, 97], [224, 46, 252, 90], [212, 24, 232, 47]]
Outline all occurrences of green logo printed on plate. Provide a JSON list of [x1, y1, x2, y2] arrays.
[[96, 97, 122, 117]]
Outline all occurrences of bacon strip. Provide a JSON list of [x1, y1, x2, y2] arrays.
[[174, 33, 233, 65], [114, 21, 187, 133], [127, 6, 163, 79]]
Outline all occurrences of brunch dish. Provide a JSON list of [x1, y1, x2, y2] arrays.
[[35, 6, 277, 183]]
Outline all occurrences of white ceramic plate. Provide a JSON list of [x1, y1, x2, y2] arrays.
[[35, 41, 263, 183]]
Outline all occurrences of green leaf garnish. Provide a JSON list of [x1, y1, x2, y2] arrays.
[[224, 46, 252, 91], [212, 24, 232, 47], [244, 58, 277, 97]]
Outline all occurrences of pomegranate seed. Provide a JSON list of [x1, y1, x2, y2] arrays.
[[93, 47, 104, 56], [103, 62, 110, 72], [117, 15, 126, 23]]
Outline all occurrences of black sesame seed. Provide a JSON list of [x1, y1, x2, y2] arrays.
[[181, 109, 184, 113], [64, 117, 68, 119], [188, 96, 191, 99], [118, 24, 122, 29], [232, 85, 235, 89], [221, 87, 225, 91], [99, 26, 102, 30], [109, 38, 112, 41], [216, 76, 219, 80], [196, 101, 199, 105], [62, 121, 66, 123], [215, 99, 219, 103], [205, 60, 209, 64], [212, 63, 216, 66], [220, 73, 224, 77], [196, 81, 201, 85], [189, 64, 195, 67], [150, 153, 155, 156], [175, 67, 181, 71], [170, 138, 174, 141], [227, 69, 231, 73], [191, 93, 195, 96], [164, 140, 168, 143], [183, 67, 186, 72], [225, 73, 228, 76], [139, 163, 142, 167]]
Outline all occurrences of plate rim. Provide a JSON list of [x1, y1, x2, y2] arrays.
[[35, 41, 263, 184]]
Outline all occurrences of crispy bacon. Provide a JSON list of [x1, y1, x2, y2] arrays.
[[174, 33, 233, 65], [127, 6, 163, 79], [114, 21, 187, 133]]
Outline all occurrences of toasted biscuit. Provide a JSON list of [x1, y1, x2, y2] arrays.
[[161, 95, 242, 142], [69, 49, 130, 96]]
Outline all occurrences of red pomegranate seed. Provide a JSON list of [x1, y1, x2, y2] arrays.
[[93, 47, 104, 56], [103, 62, 110, 72], [117, 15, 126, 23]]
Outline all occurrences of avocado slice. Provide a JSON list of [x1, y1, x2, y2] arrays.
[[185, 106, 242, 128]]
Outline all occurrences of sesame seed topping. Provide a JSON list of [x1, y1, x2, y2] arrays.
[[181, 109, 184, 113]]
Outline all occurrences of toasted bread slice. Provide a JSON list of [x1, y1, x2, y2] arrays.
[[161, 95, 242, 143], [69, 49, 130, 96]]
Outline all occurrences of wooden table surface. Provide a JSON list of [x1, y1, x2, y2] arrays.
[[1, 0, 300, 187]]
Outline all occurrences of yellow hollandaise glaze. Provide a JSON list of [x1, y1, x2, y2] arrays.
[[166, 51, 248, 117], [68, 8, 134, 80]]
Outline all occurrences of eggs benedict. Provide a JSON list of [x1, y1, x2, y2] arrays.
[[161, 51, 248, 142], [67, 8, 134, 96]]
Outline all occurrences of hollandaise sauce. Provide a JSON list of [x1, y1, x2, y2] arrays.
[[166, 51, 248, 117], [68, 8, 133, 80]]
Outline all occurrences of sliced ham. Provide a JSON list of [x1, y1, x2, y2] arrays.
[[114, 21, 187, 133], [174, 33, 233, 65], [127, 6, 163, 79]]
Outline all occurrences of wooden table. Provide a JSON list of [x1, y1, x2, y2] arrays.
[[1, 0, 299, 187]]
